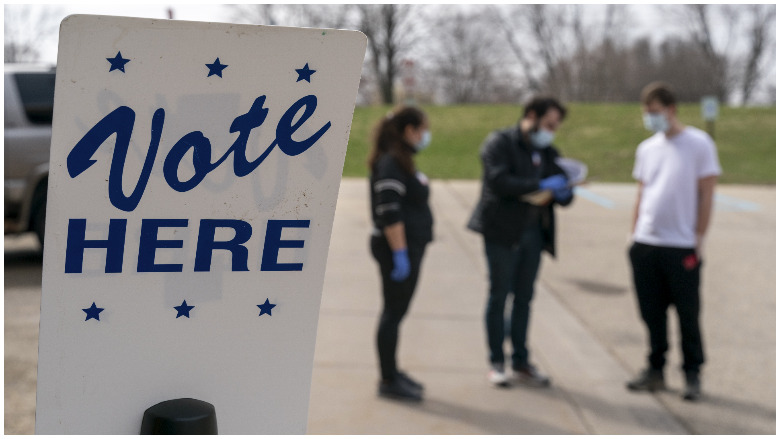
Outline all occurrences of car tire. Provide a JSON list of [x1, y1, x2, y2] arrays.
[[31, 183, 47, 248]]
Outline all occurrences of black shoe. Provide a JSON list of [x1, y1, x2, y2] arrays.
[[378, 377, 422, 402], [626, 368, 665, 392], [396, 371, 424, 392], [683, 372, 701, 401], [512, 364, 551, 388]]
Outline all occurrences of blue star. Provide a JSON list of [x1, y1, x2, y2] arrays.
[[83, 302, 104, 321], [257, 299, 277, 317], [295, 63, 317, 83], [206, 57, 228, 78], [106, 51, 130, 73], [174, 300, 195, 318]]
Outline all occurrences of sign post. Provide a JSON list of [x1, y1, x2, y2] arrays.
[[701, 95, 719, 139], [36, 15, 365, 434]]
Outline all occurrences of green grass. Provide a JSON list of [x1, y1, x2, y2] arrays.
[[343, 103, 776, 184]]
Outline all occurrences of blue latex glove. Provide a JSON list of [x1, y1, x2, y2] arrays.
[[539, 174, 568, 192], [553, 186, 573, 202], [391, 248, 411, 282]]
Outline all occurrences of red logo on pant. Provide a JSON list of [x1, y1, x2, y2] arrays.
[[683, 254, 698, 270]]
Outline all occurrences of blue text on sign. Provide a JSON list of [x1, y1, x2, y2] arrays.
[[64, 218, 310, 273], [67, 95, 331, 212]]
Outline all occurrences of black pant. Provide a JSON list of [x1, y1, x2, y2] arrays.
[[371, 235, 427, 381], [629, 242, 705, 374], [483, 227, 543, 368]]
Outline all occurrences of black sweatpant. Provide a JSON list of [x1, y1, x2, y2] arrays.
[[629, 242, 705, 374], [371, 235, 427, 381]]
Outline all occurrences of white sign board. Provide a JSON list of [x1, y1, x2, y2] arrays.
[[701, 95, 719, 121], [36, 15, 366, 434]]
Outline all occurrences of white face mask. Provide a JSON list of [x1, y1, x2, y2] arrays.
[[643, 112, 669, 133], [530, 128, 555, 148], [415, 130, 432, 152]]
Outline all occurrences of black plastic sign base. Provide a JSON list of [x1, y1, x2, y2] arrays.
[[140, 398, 217, 434]]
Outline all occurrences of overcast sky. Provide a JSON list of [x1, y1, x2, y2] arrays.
[[31, 4, 235, 63], [24, 3, 674, 65]]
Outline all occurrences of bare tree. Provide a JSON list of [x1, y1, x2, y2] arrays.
[[661, 4, 778, 104], [4, 5, 61, 63], [492, 4, 609, 99], [488, 6, 542, 95], [297, 4, 354, 29], [591, 5, 631, 100], [519, 4, 574, 97], [228, 4, 279, 25], [221, 4, 774, 106], [739, 4, 775, 104], [665, 4, 737, 101], [357, 4, 415, 105], [226, 4, 353, 29], [424, 8, 518, 103]]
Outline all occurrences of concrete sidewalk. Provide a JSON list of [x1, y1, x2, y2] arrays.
[[5, 178, 774, 434], [307, 178, 689, 434]]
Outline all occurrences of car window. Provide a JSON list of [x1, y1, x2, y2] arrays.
[[13, 72, 56, 125]]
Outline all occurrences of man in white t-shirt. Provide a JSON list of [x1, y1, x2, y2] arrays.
[[626, 82, 721, 402]]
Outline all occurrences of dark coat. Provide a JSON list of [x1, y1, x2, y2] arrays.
[[370, 153, 434, 246], [467, 126, 573, 257]]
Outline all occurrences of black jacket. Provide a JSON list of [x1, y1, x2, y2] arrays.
[[467, 126, 573, 256], [370, 153, 434, 246]]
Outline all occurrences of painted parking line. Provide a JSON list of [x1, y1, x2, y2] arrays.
[[574, 187, 616, 209], [714, 193, 761, 212], [573, 188, 762, 213]]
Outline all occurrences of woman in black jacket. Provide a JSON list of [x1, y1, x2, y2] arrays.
[[368, 107, 433, 401]]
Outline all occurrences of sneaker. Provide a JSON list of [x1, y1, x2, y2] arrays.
[[513, 364, 551, 388], [396, 371, 424, 392], [683, 372, 701, 401], [487, 364, 510, 387], [626, 368, 665, 392], [378, 377, 422, 402]]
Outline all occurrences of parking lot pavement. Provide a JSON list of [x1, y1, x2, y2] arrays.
[[307, 179, 687, 434], [538, 182, 776, 435], [5, 179, 775, 434], [4, 233, 42, 435]]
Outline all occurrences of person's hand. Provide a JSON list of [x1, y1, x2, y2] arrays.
[[539, 174, 568, 192], [391, 248, 410, 282], [695, 233, 705, 257], [553, 186, 573, 202]]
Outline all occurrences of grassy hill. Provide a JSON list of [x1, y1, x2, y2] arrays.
[[343, 103, 776, 184]]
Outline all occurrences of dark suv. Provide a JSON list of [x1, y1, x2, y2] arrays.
[[4, 64, 55, 246]]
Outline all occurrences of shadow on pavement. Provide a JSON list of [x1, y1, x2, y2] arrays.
[[700, 393, 776, 421], [686, 393, 777, 434], [562, 386, 686, 432], [565, 277, 629, 295], [4, 248, 43, 289], [386, 396, 577, 435]]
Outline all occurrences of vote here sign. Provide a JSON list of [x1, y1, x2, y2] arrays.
[[35, 15, 366, 434]]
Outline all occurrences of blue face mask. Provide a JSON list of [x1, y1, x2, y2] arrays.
[[643, 112, 669, 133], [530, 128, 555, 148], [415, 130, 432, 152]]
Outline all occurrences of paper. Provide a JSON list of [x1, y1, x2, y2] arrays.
[[555, 157, 588, 185], [521, 158, 587, 205]]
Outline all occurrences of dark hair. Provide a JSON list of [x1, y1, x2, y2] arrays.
[[522, 96, 567, 120], [641, 81, 676, 107], [367, 106, 426, 175]]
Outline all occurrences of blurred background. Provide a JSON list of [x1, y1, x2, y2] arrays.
[[6, 4, 777, 106], [5, 4, 776, 186]]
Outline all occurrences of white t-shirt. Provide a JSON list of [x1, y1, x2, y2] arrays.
[[632, 126, 722, 248]]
